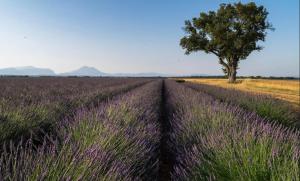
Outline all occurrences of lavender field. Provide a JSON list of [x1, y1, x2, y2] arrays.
[[0, 77, 299, 180]]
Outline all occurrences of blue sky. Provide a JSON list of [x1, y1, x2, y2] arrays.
[[0, 0, 299, 76]]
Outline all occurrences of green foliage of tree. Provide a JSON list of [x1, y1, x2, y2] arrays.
[[180, 2, 274, 83]]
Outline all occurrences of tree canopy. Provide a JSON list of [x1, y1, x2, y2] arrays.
[[180, 2, 274, 82]]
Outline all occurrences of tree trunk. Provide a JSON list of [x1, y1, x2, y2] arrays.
[[228, 66, 237, 83], [219, 57, 238, 83]]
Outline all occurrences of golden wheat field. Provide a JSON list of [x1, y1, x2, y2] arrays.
[[184, 78, 300, 106]]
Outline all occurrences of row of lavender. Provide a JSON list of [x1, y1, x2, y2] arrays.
[[0, 77, 150, 144], [0, 80, 162, 180], [166, 80, 300, 180], [184, 82, 300, 128]]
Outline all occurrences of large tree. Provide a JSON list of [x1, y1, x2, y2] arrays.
[[180, 2, 273, 83]]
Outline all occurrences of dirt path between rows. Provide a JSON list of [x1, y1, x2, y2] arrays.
[[158, 80, 174, 181]]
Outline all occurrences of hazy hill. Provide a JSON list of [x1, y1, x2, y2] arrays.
[[0, 66, 55, 76], [0, 66, 171, 77], [60, 66, 107, 76]]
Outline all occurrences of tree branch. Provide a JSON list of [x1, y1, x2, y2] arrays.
[[218, 57, 229, 71], [211, 50, 220, 57]]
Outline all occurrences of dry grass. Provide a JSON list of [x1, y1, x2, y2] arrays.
[[184, 78, 300, 107]]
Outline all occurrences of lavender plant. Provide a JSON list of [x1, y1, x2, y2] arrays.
[[166, 80, 300, 180], [0, 77, 151, 144], [184, 82, 300, 128], [1, 77, 298, 180], [0, 80, 162, 180]]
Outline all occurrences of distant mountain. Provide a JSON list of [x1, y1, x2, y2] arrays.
[[0, 66, 55, 76], [0, 66, 172, 77], [60, 66, 107, 76]]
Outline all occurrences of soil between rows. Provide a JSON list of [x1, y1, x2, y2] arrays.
[[158, 80, 175, 181]]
